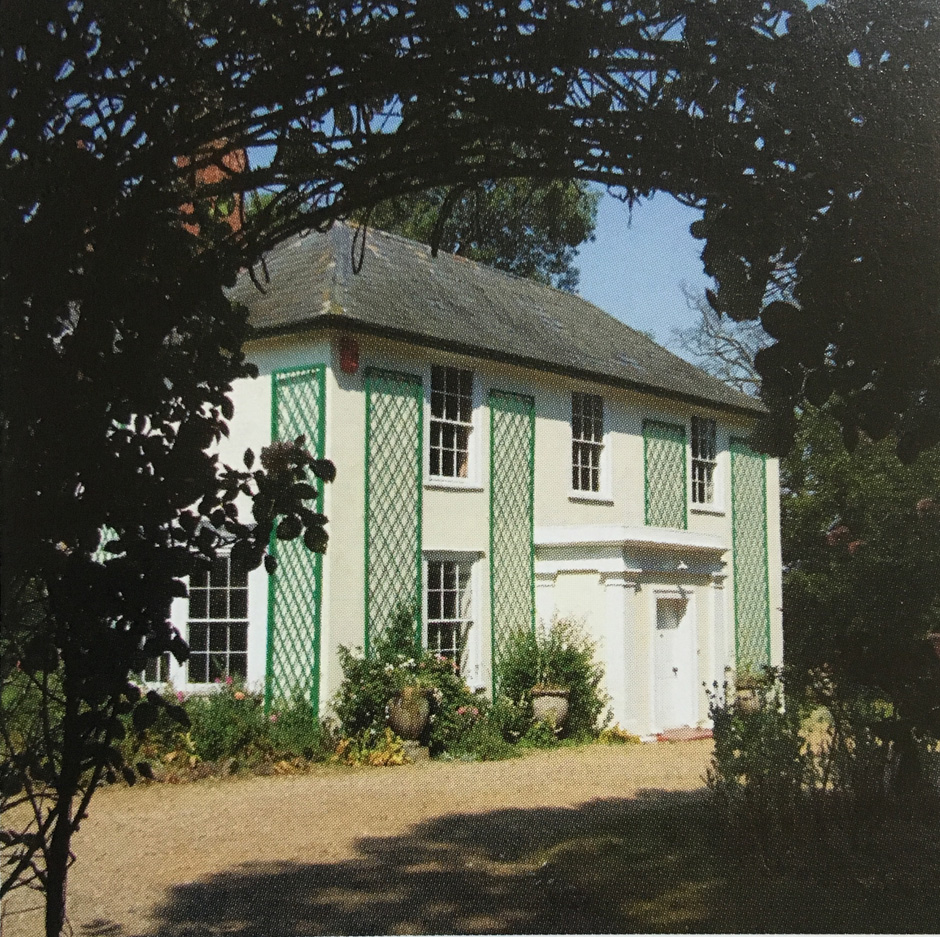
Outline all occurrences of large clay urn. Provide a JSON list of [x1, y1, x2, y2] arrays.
[[531, 687, 570, 728], [387, 686, 430, 741]]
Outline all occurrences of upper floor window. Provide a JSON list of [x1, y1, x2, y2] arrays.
[[426, 558, 473, 671], [691, 416, 717, 504], [430, 365, 473, 479], [187, 554, 249, 683], [572, 392, 603, 493]]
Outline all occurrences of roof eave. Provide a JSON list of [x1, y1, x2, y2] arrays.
[[248, 314, 768, 419]]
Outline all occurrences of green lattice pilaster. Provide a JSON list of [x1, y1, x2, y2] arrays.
[[730, 437, 771, 671], [644, 420, 687, 529], [266, 365, 325, 714], [489, 390, 535, 695], [364, 369, 423, 654]]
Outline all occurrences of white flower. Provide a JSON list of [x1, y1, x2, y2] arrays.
[[384, 663, 394, 673]]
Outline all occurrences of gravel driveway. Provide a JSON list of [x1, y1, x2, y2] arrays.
[[3, 741, 713, 936]]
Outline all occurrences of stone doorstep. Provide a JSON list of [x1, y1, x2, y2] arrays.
[[653, 726, 714, 742]]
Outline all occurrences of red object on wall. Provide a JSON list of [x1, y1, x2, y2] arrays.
[[339, 336, 359, 374]]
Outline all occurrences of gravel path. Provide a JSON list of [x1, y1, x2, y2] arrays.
[[3, 741, 712, 937]]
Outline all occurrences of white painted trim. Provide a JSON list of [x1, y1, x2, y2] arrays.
[[535, 524, 726, 552], [648, 587, 699, 733], [568, 493, 615, 505]]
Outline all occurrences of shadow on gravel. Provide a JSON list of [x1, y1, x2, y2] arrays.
[[82, 786, 940, 936]]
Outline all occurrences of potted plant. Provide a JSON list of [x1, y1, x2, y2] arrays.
[[530, 633, 570, 728], [734, 669, 763, 714], [387, 683, 431, 741]]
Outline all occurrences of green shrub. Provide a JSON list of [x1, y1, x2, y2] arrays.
[[332, 603, 481, 755], [707, 669, 813, 851], [495, 617, 609, 739], [267, 690, 332, 760], [186, 679, 267, 762]]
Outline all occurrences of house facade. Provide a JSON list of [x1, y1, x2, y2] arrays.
[[162, 224, 782, 737]]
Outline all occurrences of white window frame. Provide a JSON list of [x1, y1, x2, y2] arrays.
[[689, 415, 725, 514], [184, 552, 250, 686], [422, 552, 483, 688], [569, 390, 613, 503], [424, 363, 483, 489]]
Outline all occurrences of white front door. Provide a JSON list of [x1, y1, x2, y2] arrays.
[[654, 596, 696, 731]]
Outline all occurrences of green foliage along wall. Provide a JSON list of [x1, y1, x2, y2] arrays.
[[489, 390, 536, 694], [644, 420, 687, 529], [266, 366, 326, 713], [730, 437, 771, 671], [364, 369, 424, 653]]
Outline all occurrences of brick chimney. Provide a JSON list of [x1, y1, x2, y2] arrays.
[[179, 143, 246, 236]]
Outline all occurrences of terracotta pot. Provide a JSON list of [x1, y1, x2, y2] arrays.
[[387, 688, 430, 741], [531, 687, 570, 727]]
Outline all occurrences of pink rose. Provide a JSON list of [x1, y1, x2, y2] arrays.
[[176, 691, 185, 702], [269, 713, 279, 723], [225, 675, 234, 685]]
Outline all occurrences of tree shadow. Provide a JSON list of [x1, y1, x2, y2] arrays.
[[80, 786, 940, 936]]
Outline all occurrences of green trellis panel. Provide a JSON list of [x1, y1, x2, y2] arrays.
[[643, 420, 687, 529], [730, 437, 771, 671], [489, 389, 535, 695], [364, 369, 424, 654], [266, 365, 326, 714]]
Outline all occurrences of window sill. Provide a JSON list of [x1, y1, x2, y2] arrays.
[[691, 504, 726, 516], [569, 492, 614, 505], [425, 479, 484, 492]]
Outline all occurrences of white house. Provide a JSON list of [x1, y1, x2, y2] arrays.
[[160, 223, 782, 737]]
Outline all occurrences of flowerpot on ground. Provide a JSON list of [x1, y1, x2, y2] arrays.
[[387, 686, 430, 741], [531, 686, 570, 728]]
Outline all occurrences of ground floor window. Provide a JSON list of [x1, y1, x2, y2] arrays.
[[426, 558, 473, 671], [186, 554, 249, 683], [142, 652, 173, 684]]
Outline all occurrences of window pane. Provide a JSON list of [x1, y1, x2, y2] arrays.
[[188, 589, 208, 619], [188, 653, 208, 684], [431, 389, 444, 417], [210, 555, 229, 585], [208, 654, 226, 683], [209, 623, 227, 652], [189, 623, 208, 653], [230, 623, 248, 652], [443, 563, 457, 589], [430, 448, 440, 476], [229, 653, 248, 679], [459, 369, 472, 396], [190, 568, 209, 589], [230, 588, 248, 619], [209, 589, 227, 618], [443, 590, 457, 618], [427, 591, 441, 619], [459, 393, 472, 423], [445, 393, 458, 421]]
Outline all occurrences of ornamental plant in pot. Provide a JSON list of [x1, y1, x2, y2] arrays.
[[387, 684, 431, 740]]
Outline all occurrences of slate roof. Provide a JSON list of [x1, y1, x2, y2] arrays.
[[231, 223, 764, 416]]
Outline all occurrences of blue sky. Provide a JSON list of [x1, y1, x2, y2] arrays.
[[574, 192, 711, 357]]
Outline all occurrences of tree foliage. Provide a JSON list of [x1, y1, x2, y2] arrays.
[[782, 407, 940, 734], [365, 179, 599, 291]]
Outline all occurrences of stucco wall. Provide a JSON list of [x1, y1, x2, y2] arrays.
[[170, 324, 782, 731]]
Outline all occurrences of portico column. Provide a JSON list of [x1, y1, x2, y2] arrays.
[[602, 570, 641, 731], [710, 572, 730, 693]]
